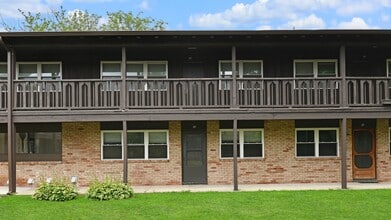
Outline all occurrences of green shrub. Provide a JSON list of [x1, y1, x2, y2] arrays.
[[32, 181, 78, 202], [87, 179, 133, 201]]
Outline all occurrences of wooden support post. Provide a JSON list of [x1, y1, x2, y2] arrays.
[[122, 120, 128, 184], [231, 46, 239, 191], [121, 47, 127, 110], [7, 50, 16, 193], [341, 117, 347, 189], [231, 46, 237, 108], [339, 45, 348, 189], [339, 45, 347, 108], [233, 119, 238, 191]]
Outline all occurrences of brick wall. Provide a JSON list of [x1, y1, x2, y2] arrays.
[[0, 121, 182, 186], [376, 119, 391, 182], [128, 121, 182, 185], [207, 120, 344, 184], [0, 119, 390, 186]]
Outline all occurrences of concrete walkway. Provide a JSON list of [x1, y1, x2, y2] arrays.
[[2, 182, 391, 195]]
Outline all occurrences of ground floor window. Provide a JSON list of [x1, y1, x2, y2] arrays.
[[220, 129, 263, 159], [296, 128, 338, 157], [102, 130, 168, 160]]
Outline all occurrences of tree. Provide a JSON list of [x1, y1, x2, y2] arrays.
[[2, 6, 166, 32]]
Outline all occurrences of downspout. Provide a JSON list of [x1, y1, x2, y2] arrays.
[[0, 36, 16, 193]]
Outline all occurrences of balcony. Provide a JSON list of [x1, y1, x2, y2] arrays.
[[0, 77, 389, 111]]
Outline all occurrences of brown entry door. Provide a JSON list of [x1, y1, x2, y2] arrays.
[[182, 122, 207, 184], [353, 129, 376, 180]]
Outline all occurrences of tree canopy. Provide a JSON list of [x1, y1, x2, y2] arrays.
[[2, 7, 167, 32]]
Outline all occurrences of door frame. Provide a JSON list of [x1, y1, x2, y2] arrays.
[[352, 128, 376, 180], [181, 121, 207, 184]]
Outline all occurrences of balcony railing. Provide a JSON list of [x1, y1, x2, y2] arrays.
[[0, 77, 389, 111]]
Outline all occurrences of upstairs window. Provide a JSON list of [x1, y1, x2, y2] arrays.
[[296, 128, 338, 157], [219, 60, 263, 90], [387, 59, 391, 77], [101, 61, 168, 79], [0, 63, 7, 80], [219, 60, 263, 79], [294, 60, 337, 78], [16, 62, 62, 80]]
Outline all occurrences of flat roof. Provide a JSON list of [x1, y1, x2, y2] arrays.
[[1, 29, 391, 38]]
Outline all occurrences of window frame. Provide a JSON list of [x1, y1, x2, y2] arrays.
[[101, 130, 169, 160], [293, 59, 338, 78], [100, 61, 168, 79], [16, 62, 62, 80], [219, 128, 264, 159], [295, 128, 339, 158], [219, 60, 263, 78]]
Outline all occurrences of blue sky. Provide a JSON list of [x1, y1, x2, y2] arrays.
[[1, 0, 391, 31]]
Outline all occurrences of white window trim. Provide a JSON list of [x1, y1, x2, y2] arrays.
[[386, 59, 391, 77], [295, 128, 339, 158], [293, 59, 338, 78], [219, 128, 264, 159], [101, 130, 169, 161], [16, 62, 62, 80], [100, 61, 168, 79], [218, 60, 263, 78]]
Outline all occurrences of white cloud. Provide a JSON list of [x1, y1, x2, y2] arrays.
[[282, 14, 325, 29], [138, 0, 149, 11], [337, 17, 374, 29], [188, 0, 336, 29], [256, 25, 272, 30], [188, 0, 391, 29]]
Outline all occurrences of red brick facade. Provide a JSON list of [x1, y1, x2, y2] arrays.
[[0, 119, 390, 186]]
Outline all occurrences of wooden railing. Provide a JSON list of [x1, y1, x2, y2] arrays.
[[3, 77, 390, 111], [13, 80, 121, 110]]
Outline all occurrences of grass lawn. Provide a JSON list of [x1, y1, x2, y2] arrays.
[[1, 189, 391, 219]]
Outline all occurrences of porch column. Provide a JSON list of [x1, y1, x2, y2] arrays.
[[233, 119, 238, 191], [120, 47, 128, 184], [339, 45, 347, 189], [231, 46, 239, 191], [340, 117, 347, 189], [7, 50, 16, 193], [122, 120, 128, 184]]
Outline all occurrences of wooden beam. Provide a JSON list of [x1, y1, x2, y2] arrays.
[[233, 119, 238, 191], [7, 50, 16, 193], [122, 120, 128, 184], [8, 108, 391, 123], [341, 117, 347, 189]]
